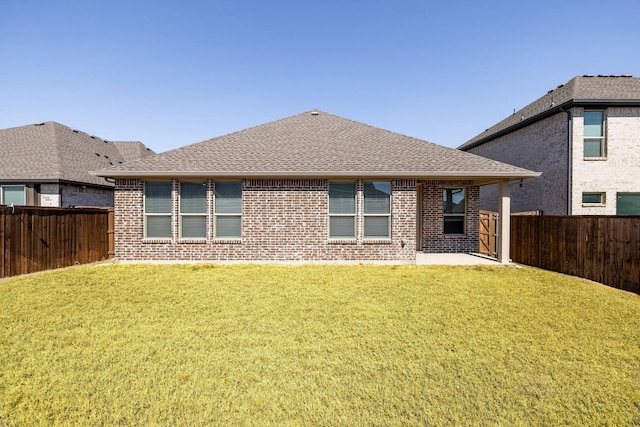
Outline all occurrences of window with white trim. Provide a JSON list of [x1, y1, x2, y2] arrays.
[[1, 185, 26, 205], [329, 182, 356, 238], [363, 181, 391, 238], [443, 188, 465, 234], [215, 181, 242, 238], [582, 192, 605, 206], [584, 111, 606, 158], [180, 181, 207, 239], [144, 181, 172, 238]]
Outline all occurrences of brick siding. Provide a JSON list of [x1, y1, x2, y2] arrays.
[[114, 178, 479, 262]]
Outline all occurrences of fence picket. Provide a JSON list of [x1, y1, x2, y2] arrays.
[[510, 215, 640, 294], [0, 206, 112, 278]]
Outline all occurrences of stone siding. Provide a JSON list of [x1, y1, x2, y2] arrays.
[[61, 184, 114, 207], [571, 107, 640, 215], [466, 113, 569, 214]]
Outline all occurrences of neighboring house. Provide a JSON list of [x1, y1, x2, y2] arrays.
[[0, 121, 155, 207], [93, 111, 538, 263], [459, 75, 640, 215]]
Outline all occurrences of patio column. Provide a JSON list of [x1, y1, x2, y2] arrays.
[[497, 180, 511, 264]]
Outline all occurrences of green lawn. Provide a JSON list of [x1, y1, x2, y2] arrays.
[[1, 264, 639, 426]]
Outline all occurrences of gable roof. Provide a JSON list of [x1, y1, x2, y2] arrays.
[[0, 121, 155, 187], [459, 75, 640, 150], [93, 111, 538, 184]]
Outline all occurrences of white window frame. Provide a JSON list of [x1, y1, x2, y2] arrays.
[[143, 181, 172, 239], [581, 192, 605, 206], [214, 181, 242, 239], [443, 188, 466, 235], [1, 185, 26, 205], [179, 181, 207, 239], [328, 181, 357, 239], [363, 181, 391, 239], [583, 110, 607, 159]]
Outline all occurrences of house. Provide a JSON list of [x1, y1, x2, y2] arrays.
[[459, 75, 640, 215], [0, 121, 155, 207], [93, 111, 538, 263]]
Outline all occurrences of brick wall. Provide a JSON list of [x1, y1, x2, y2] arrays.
[[61, 184, 114, 207], [420, 181, 479, 253], [466, 113, 569, 214], [114, 178, 479, 262]]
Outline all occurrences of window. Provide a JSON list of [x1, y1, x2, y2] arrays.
[[144, 181, 172, 238], [180, 181, 207, 238], [443, 188, 465, 234], [616, 193, 640, 216], [363, 181, 391, 238], [215, 181, 242, 238], [582, 192, 605, 205], [584, 111, 606, 158], [329, 182, 356, 238], [1, 185, 26, 205]]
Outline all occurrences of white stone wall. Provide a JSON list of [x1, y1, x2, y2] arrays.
[[571, 107, 640, 215], [466, 113, 569, 214]]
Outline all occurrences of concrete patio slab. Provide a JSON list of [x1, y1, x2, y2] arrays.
[[416, 253, 506, 266]]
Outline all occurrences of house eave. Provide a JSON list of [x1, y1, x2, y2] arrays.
[[459, 98, 640, 151], [92, 170, 540, 184]]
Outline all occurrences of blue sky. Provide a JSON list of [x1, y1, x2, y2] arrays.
[[1, 0, 639, 152]]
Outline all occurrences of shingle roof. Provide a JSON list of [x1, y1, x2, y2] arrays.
[[0, 122, 155, 187], [93, 111, 538, 184], [111, 141, 155, 162], [459, 75, 640, 150]]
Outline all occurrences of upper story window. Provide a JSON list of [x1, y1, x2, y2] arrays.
[[180, 181, 207, 239], [443, 188, 466, 234], [328, 182, 356, 238], [583, 111, 606, 158], [144, 181, 172, 238], [215, 181, 242, 238], [1, 185, 26, 206], [363, 181, 391, 239]]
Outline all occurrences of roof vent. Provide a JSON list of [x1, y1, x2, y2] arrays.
[[311, 110, 319, 116]]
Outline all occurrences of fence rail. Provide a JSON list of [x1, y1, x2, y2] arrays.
[[510, 215, 640, 294], [0, 206, 113, 279]]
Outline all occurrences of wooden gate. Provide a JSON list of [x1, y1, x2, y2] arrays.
[[479, 210, 498, 257]]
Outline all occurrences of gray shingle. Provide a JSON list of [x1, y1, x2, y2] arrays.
[[0, 122, 155, 187], [460, 75, 640, 150], [93, 111, 538, 183]]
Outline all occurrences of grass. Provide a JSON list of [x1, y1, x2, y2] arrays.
[[1, 264, 640, 426]]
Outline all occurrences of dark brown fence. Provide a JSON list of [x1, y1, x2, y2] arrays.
[[510, 215, 640, 294], [0, 206, 113, 279]]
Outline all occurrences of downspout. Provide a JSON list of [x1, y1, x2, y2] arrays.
[[560, 107, 573, 215]]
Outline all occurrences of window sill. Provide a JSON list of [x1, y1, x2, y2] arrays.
[[213, 238, 242, 244], [582, 204, 606, 207], [362, 239, 392, 244], [443, 233, 467, 237], [583, 157, 607, 161], [328, 238, 357, 245], [143, 238, 172, 243], [178, 239, 207, 244]]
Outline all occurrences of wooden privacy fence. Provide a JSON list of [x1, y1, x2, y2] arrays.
[[510, 215, 640, 294], [0, 206, 113, 279]]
